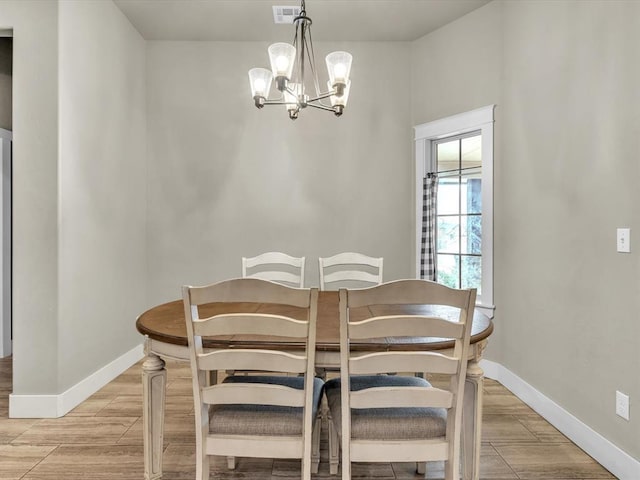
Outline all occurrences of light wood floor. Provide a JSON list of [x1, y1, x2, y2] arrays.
[[0, 356, 616, 479]]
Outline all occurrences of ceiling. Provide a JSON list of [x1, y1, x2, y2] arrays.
[[113, 0, 491, 42]]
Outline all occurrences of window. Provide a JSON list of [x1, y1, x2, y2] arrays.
[[435, 132, 482, 290], [414, 106, 494, 316]]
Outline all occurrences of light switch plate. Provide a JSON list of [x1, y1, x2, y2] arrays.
[[617, 228, 631, 253]]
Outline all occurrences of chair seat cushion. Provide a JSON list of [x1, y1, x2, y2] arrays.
[[208, 375, 324, 436], [324, 375, 447, 440]]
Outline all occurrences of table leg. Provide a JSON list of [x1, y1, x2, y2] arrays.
[[142, 348, 166, 480], [462, 342, 486, 480]]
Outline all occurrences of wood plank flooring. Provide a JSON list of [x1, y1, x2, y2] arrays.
[[0, 357, 616, 479]]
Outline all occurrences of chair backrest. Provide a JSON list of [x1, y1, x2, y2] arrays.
[[318, 252, 383, 290], [242, 252, 306, 287], [183, 278, 319, 475], [338, 279, 476, 474]]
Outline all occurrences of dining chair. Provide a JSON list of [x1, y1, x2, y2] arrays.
[[325, 279, 476, 479], [318, 252, 383, 290], [182, 278, 323, 480], [242, 251, 306, 287]]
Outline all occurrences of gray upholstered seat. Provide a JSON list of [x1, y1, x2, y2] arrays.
[[211, 375, 324, 436], [324, 375, 446, 440]]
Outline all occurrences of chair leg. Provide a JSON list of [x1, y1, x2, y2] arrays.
[[443, 459, 455, 480], [341, 437, 350, 480], [195, 449, 210, 480], [227, 456, 236, 470], [312, 415, 322, 474], [416, 461, 426, 475]]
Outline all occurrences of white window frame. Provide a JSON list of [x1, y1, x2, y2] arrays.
[[414, 105, 495, 317]]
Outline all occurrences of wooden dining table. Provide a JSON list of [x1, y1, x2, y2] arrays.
[[136, 290, 493, 480]]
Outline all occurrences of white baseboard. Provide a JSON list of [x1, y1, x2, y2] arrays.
[[9, 343, 144, 418], [481, 359, 640, 480]]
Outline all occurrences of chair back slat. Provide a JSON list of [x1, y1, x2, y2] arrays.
[[242, 252, 305, 288], [321, 252, 381, 268], [347, 278, 470, 309], [349, 351, 459, 375], [197, 349, 308, 374], [319, 252, 383, 290], [350, 386, 453, 409], [194, 314, 308, 338], [202, 383, 305, 407], [348, 315, 464, 340], [244, 251, 305, 269], [246, 271, 304, 286], [323, 270, 382, 285], [188, 277, 309, 307]]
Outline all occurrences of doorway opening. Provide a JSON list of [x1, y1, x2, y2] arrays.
[[0, 34, 13, 358]]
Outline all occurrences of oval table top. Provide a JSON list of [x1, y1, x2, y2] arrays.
[[137, 291, 493, 352]]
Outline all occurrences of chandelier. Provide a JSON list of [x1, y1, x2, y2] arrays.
[[248, 0, 352, 120]]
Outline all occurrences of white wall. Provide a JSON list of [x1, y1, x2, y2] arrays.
[[146, 41, 412, 304], [500, 0, 640, 461], [0, 1, 60, 394], [412, 0, 640, 461], [0, 0, 146, 407], [410, 1, 502, 128], [58, 0, 147, 391]]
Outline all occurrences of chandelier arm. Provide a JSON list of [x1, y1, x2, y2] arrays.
[[299, 18, 307, 98], [305, 22, 323, 101], [306, 102, 337, 112], [306, 90, 337, 103]]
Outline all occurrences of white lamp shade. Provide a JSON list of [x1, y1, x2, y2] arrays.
[[268, 43, 296, 79], [329, 80, 350, 107], [248, 68, 273, 98], [325, 51, 352, 86]]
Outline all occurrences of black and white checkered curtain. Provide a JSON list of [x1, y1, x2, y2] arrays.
[[420, 173, 438, 281]]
